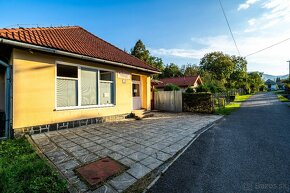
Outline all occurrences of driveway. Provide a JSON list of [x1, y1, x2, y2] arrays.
[[30, 112, 221, 193], [149, 92, 290, 193]]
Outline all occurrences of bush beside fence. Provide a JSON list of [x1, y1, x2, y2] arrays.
[[182, 93, 214, 113]]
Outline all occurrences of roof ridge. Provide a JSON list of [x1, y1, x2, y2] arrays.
[[0, 26, 81, 32], [160, 76, 198, 79]]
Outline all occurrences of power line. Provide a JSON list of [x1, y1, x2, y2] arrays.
[[245, 37, 290, 57], [218, 0, 241, 57]]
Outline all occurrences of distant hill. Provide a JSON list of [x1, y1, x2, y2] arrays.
[[262, 74, 288, 81]]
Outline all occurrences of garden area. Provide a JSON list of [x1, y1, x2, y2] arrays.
[[0, 138, 67, 193]]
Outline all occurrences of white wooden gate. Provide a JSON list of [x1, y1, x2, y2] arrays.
[[154, 91, 182, 112]]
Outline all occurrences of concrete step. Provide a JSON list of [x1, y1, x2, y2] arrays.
[[132, 109, 154, 120]]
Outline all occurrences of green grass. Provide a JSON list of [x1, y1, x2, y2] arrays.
[[0, 138, 68, 193], [273, 90, 290, 103], [215, 94, 252, 115], [277, 94, 289, 102]]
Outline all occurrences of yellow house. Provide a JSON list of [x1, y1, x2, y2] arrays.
[[0, 26, 159, 137]]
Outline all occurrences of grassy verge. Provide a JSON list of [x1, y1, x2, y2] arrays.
[[277, 94, 289, 102], [0, 138, 68, 193], [274, 90, 290, 103], [215, 94, 252, 115]]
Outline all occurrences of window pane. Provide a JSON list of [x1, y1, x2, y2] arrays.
[[100, 82, 114, 105], [100, 71, 112, 81], [132, 75, 140, 81], [132, 83, 140, 97], [57, 79, 77, 107], [81, 69, 97, 105], [57, 64, 78, 78]]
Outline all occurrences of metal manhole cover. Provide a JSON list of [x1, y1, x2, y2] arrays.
[[75, 157, 127, 189]]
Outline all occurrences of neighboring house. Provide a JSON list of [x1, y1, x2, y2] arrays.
[[155, 76, 202, 91], [265, 79, 277, 91], [277, 82, 285, 90], [0, 26, 159, 136]]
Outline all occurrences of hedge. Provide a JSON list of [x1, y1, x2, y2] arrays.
[[182, 92, 213, 113]]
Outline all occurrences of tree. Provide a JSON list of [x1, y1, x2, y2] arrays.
[[181, 64, 200, 77], [161, 63, 183, 78], [148, 56, 164, 72], [130, 40, 150, 62], [247, 72, 264, 93], [130, 40, 164, 78], [200, 52, 235, 81], [228, 56, 248, 89]]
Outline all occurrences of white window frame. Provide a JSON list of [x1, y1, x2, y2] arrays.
[[55, 61, 116, 111]]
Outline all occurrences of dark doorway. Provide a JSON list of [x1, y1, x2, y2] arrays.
[[0, 66, 5, 137]]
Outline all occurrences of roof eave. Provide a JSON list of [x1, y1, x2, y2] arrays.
[[0, 38, 161, 74]]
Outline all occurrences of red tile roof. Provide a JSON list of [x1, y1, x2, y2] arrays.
[[156, 76, 201, 88], [0, 26, 158, 72]]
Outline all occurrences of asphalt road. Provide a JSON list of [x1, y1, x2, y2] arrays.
[[149, 92, 290, 193]]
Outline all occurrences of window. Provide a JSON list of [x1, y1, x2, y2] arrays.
[[132, 83, 140, 97], [56, 64, 78, 107], [81, 68, 98, 105], [100, 70, 114, 105], [56, 63, 115, 109]]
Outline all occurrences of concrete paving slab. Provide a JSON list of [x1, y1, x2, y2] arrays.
[[31, 112, 221, 193]]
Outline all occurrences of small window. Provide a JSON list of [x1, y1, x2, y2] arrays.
[[132, 83, 140, 97], [56, 64, 78, 107], [100, 70, 113, 81], [100, 70, 114, 105], [57, 64, 78, 78]]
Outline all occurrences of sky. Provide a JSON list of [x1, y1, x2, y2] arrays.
[[1, 0, 290, 75]]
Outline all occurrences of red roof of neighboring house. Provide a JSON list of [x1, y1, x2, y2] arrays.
[[156, 76, 202, 88], [0, 26, 158, 72]]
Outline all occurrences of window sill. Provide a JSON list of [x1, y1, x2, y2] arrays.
[[54, 104, 115, 111]]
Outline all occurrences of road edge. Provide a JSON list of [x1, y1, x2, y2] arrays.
[[142, 115, 224, 193]]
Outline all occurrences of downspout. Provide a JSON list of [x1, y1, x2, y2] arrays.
[[0, 60, 12, 139]]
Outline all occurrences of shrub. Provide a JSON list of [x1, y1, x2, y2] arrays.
[[285, 84, 290, 94], [164, 83, 180, 91], [196, 84, 211, 93], [185, 87, 194, 93], [229, 95, 235, 102], [196, 83, 218, 93], [183, 92, 213, 113]]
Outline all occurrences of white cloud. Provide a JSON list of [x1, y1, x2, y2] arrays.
[[150, 31, 290, 75], [248, 18, 256, 26], [150, 36, 235, 60], [149, 0, 290, 75], [238, 0, 260, 11], [245, 0, 290, 32]]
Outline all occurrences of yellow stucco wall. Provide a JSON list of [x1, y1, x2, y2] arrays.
[[12, 48, 151, 129]]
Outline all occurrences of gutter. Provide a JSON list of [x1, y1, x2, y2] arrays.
[[0, 38, 161, 74], [0, 60, 12, 139]]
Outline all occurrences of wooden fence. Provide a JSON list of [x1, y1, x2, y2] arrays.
[[154, 91, 182, 112]]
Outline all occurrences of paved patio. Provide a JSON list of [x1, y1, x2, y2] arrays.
[[31, 112, 221, 193]]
